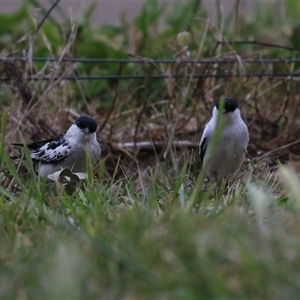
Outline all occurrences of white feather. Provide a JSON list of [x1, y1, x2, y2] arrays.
[[199, 106, 249, 186]]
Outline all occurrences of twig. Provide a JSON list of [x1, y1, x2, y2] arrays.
[[133, 66, 155, 151], [3, 60, 32, 103], [98, 63, 123, 133], [258, 139, 300, 159], [36, 0, 61, 34], [25, 0, 61, 55], [217, 40, 300, 52], [116, 140, 196, 152]]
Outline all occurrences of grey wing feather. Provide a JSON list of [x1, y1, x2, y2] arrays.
[[200, 136, 208, 163]]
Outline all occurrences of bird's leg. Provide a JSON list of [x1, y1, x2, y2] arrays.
[[216, 176, 228, 194], [224, 178, 229, 192]]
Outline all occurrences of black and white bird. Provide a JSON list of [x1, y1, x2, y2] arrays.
[[199, 97, 249, 186], [13, 116, 101, 179]]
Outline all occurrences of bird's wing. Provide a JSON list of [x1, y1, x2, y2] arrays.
[[14, 133, 71, 164], [199, 124, 213, 163], [13, 139, 55, 150], [31, 134, 72, 163], [199, 135, 208, 163]]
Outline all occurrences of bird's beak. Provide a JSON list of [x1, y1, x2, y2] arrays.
[[82, 128, 90, 134]]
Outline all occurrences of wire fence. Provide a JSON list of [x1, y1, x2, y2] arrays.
[[1, 56, 299, 81], [1, 57, 300, 64], [2, 0, 299, 82], [1, 74, 300, 81]]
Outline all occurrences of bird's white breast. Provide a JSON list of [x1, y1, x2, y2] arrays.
[[201, 110, 249, 185]]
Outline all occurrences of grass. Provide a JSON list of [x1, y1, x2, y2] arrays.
[[2, 160, 300, 298], [1, 0, 300, 298]]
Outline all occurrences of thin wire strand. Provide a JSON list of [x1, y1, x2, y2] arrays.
[[0, 73, 299, 81], [1, 57, 300, 64], [1, 56, 299, 81]]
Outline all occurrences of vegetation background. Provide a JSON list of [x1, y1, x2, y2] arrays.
[[0, 0, 300, 298]]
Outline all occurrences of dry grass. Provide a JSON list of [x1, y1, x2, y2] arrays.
[[2, 49, 300, 185], [0, 1, 299, 187]]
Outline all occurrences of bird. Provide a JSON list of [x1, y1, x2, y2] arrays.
[[199, 97, 249, 186], [13, 116, 101, 179]]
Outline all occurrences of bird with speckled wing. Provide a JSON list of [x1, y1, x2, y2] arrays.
[[13, 116, 101, 179], [199, 97, 249, 186]]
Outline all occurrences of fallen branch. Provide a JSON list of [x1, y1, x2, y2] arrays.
[[114, 140, 197, 152]]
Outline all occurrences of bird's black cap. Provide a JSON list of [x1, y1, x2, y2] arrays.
[[75, 116, 98, 133], [216, 97, 239, 113]]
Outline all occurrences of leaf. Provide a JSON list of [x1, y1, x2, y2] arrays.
[[47, 168, 88, 182], [47, 168, 88, 196]]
